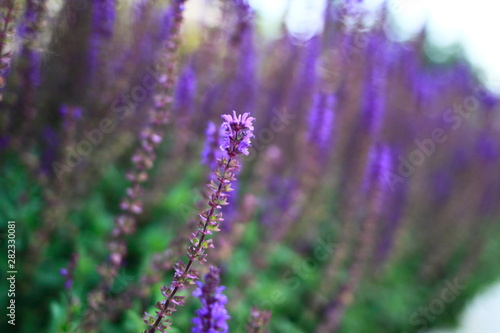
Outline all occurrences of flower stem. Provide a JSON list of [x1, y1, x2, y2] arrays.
[[147, 157, 233, 333]]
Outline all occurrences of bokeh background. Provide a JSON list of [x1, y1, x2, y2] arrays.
[[1, 0, 500, 332]]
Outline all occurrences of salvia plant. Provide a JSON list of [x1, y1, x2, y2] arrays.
[[1, 0, 500, 332], [143, 111, 254, 332]]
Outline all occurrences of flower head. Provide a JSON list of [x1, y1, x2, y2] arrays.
[[220, 111, 255, 157], [192, 266, 230, 333]]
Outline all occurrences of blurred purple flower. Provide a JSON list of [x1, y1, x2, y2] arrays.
[[230, 24, 256, 114], [27, 50, 41, 87], [16, 0, 42, 42], [192, 266, 230, 333], [376, 147, 408, 264], [319, 107, 335, 149], [175, 66, 196, 115], [362, 144, 392, 196], [308, 93, 322, 141], [60, 253, 78, 291], [477, 133, 498, 162], [60, 105, 83, 130], [88, 0, 116, 77], [308, 93, 336, 150], [202, 121, 223, 170], [431, 170, 453, 204], [0, 135, 9, 150], [40, 126, 59, 175], [360, 36, 388, 136], [293, 37, 320, 105]]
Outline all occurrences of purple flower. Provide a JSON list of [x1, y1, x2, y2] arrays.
[[228, 10, 256, 114], [192, 266, 230, 333], [307, 93, 322, 142], [362, 144, 392, 195], [201, 121, 224, 170], [202, 121, 217, 165], [360, 36, 388, 137], [17, 0, 42, 42], [220, 111, 255, 157], [60, 105, 83, 131], [292, 37, 320, 107], [319, 106, 335, 149], [40, 126, 59, 175], [174, 66, 196, 115], [308, 93, 336, 150], [88, 0, 116, 77], [60, 253, 78, 291]]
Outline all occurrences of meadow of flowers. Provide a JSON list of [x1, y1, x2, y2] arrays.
[[1, 0, 500, 332]]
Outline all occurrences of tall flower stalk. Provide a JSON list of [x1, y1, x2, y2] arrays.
[[83, 1, 188, 329], [316, 144, 391, 333], [143, 111, 255, 333]]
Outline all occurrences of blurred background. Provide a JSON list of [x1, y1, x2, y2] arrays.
[[245, 0, 500, 90], [1, 0, 500, 332]]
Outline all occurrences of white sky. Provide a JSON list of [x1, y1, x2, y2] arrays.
[[248, 0, 500, 92]]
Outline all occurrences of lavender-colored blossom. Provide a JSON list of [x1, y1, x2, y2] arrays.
[[40, 126, 59, 175], [362, 144, 392, 196], [431, 170, 453, 205], [307, 93, 322, 142], [60, 104, 83, 130], [477, 133, 498, 162], [191, 266, 230, 333], [27, 50, 41, 87], [88, 0, 116, 77], [127, 1, 172, 65], [13, 0, 44, 122], [16, 0, 43, 43], [359, 36, 388, 137], [201, 121, 224, 171], [202, 121, 217, 165], [261, 176, 295, 229], [230, 0, 252, 45], [60, 270, 73, 290], [147, 4, 174, 59], [376, 147, 408, 265], [292, 37, 320, 107], [60, 253, 79, 291], [308, 93, 336, 150], [229, 13, 256, 114], [319, 108, 335, 149], [174, 66, 196, 115], [220, 111, 255, 156]]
